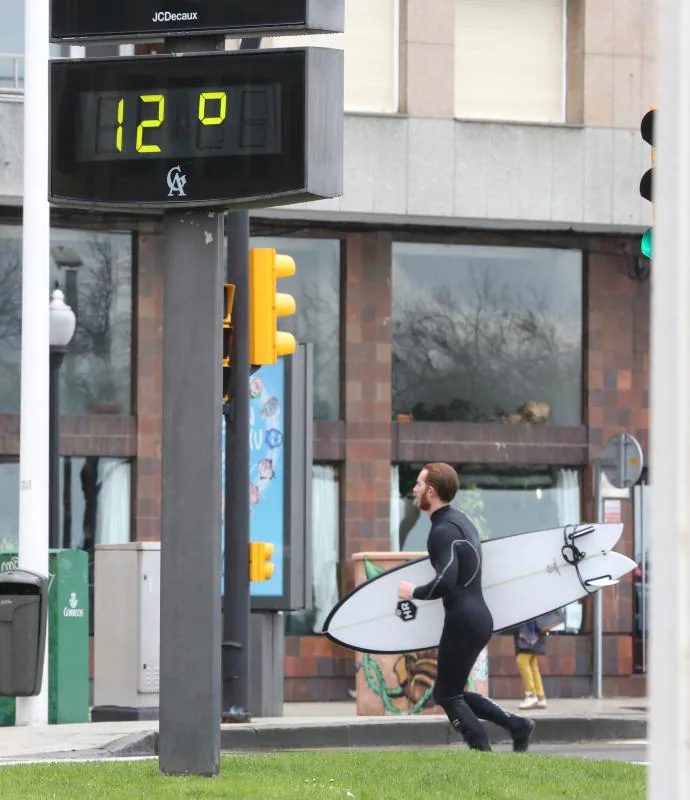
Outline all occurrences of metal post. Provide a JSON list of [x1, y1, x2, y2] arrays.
[[158, 33, 225, 777], [48, 348, 65, 550], [592, 462, 602, 699], [222, 211, 251, 721], [16, 0, 51, 727], [220, 35, 262, 723], [159, 210, 224, 776], [649, 0, 690, 794]]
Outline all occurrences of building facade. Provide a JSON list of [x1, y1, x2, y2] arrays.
[[0, 0, 653, 701]]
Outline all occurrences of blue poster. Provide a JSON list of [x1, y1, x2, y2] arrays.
[[220, 361, 286, 600], [248, 363, 285, 597]]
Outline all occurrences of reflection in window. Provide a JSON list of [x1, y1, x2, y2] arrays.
[[0, 0, 24, 90], [60, 457, 132, 551], [392, 243, 582, 425], [395, 464, 581, 549], [394, 463, 583, 633], [250, 236, 341, 420], [0, 457, 131, 634], [60, 456, 132, 635], [0, 456, 132, 552], [0, 225, 133, 414], [285, 464, 339, 636], [0, 460, 19, 553]]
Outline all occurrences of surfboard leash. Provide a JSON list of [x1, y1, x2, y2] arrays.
[[561, 524, 614, 593]]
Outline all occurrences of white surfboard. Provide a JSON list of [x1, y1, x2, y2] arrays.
[[323, 523, 636, 653]]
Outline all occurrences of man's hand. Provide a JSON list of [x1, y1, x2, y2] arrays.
[[398, 581, 416, 600]]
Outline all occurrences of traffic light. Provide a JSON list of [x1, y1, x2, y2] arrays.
[[249, 541, 274, 582], [222, 283, 235, 402], [640, 106, 656, 259], [248, 248, 297, 366]]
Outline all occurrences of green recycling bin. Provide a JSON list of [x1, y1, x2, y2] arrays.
[[0, 549, 89, 725]]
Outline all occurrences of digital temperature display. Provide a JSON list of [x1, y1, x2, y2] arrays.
[[50, 48, 344, 211], [79, 85, 281, 161]]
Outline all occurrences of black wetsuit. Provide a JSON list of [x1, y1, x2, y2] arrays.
[[413, 505, 533, 752]]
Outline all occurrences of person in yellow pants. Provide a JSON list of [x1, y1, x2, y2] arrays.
[[514, 612, 564, 710]]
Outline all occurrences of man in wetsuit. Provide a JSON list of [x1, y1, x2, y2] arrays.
[[398, 462, 534, 752]]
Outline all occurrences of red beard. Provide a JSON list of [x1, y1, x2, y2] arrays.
[[417, 489, 431, 511]]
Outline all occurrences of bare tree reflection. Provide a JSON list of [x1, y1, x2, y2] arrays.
[[291, 278, 339, 420], [60, 235, 133, 414], [393, 264, 581, 425], [0, 230, 133, 415], [0, 240, 23, 411]]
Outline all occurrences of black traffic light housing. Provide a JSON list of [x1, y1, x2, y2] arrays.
[[639, 107, 655, 259]]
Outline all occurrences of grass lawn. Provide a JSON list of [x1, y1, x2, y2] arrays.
[[0, 750, 645, 800]]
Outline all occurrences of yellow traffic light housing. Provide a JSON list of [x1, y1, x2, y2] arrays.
[[249, 248, 297, 366], [222, 283, 235, 402], [249, 541, 275, 582]]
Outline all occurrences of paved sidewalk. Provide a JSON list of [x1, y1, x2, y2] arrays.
[[0, 698, 647, 763]]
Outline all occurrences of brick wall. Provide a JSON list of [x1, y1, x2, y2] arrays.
[[133, 231, 164, 541], [287, 232, 395, 699], [340, 233, 394, 575], [279, 230, 650, 703], [77, 223, 649, 702], [284, 636, 355, 702], [587, 243, 650, 455]]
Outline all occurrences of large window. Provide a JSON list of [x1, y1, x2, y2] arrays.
[[0, 0, 24, 90], [0, 456, 131, 552], [268, 0, 399, 113], [0, 226, 133, 414], [251, 236, 341, 420], [393, 463, 584, 633], [392, 242, 582, 425], [455, 0, 566, 123], [0, 456, 131, 634], [395, 464, 581, 549], [0, 460, 19, 553], [285, 463, 339, 636]]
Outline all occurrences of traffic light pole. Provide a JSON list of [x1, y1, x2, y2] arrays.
[[222, 210, 252, 721], [220, 36, 261, 725]]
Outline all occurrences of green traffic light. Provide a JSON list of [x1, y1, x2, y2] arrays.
[[641, 228, 653, 259]]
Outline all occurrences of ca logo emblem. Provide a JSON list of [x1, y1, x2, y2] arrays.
[[167, 165, 187, 197]]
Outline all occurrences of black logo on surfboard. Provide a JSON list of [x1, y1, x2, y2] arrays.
[[396, 600, 417, 622]]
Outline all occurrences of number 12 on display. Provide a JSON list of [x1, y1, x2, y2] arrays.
[[108, 91, 228, 154]]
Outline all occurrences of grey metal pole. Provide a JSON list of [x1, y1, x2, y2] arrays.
[[159, 33, 225, 778], [593, 462, 602, 699], [221, 35, 261, 723], [222, 210, 251, 721], [159, 209, 224, 776], [48, 348, 64, 551]]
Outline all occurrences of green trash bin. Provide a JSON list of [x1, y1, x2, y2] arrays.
[[0, 549, 89, 725]]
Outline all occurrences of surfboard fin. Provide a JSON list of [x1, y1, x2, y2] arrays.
[[584, 575, 620, 589], [564, 523, 595, 540]]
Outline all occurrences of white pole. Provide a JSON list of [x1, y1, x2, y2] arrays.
[[648, 0, 690, 795], [15, 0, 51, 726]]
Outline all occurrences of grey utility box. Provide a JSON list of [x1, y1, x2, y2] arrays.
[[0, 569, 49, 696], [92, 543, 160, 720]]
